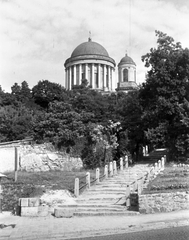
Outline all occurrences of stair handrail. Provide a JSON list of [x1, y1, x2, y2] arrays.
[[73, 155, 129, 197]]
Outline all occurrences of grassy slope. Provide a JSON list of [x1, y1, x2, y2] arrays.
[[143, 165, 189, 194], [1, 169, 99, 213]]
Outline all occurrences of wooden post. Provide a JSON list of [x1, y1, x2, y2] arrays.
[[137, 179, 142, 195], [96, 168, 100, 184], [125, 155, 128, 168], [134, 179, 138, 192], [120, 158, 123, 171], [126, 185, 130, 207], [161, 157, 165, 170], [155, 162, 158, 173], [109, 162, 113, 177], [158, 160, 161, 171], [15, 147, 18, 182], [164, 155, 166, 164], [86, 172, 90, 188], [113, 161, 117, 175], [74, 178, 79, 197], [104, 165, 108, 178]]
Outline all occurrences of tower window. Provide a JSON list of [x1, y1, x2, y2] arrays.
[[123, 69, 128, 82]]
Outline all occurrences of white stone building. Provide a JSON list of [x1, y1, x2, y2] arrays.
[[64, 37, 138, 92]]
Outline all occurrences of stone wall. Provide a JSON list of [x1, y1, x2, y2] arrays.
[[0, 147, 15, 172], [139, 191, 189, 214], [0, 143, 83, 172]]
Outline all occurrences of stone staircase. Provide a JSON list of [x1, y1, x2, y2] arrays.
[[56, 164, 152, 217]]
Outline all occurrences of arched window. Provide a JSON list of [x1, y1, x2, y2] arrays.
[[123, 69, 128, 82]]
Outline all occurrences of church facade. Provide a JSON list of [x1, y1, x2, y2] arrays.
[[64, 37, 138, 92]]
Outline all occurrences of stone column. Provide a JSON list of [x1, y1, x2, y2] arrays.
[[65, 69, 68, 89], [91, 63, 95, 88], [110, 67, 112, 91], [73, 65, 76, 86], [68, 67, 72, 90], [120, 68, 123, 82], [85, 63, 88, 80], [108, 66, 111, 90], [98, 64, 101, 89], [79, 64, 82, 84], [103, 65, 106, 89]]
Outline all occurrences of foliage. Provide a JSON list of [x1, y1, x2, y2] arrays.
[[32, 80, 68, 110], [81, 121, 121, 168], [140, 30, 189, 160], [1, 30, 189, 164], [117, 91, 144, 161], [33, 101, 93, 151], [0, 104, 36, 142]]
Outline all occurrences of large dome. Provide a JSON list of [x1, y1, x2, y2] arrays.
[[118, 54, 136, 66], [71, 39, 109, 57], [65, 38, 115, 67]]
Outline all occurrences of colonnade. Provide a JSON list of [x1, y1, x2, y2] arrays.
[[65, 63, 114, 91]]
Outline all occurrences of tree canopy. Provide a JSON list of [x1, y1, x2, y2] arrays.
[[140, 30, 189, 160]]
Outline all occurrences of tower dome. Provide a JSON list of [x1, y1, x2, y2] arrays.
[[118, 54, 136, 66]]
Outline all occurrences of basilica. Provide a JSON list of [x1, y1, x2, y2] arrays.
[[64, 37, 138, 92]]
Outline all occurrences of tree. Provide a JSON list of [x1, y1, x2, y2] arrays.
[[32, 80, 68, 110], [81, 121, 121, 168], [33, 101, 93, 151], [0, 104, 36, 142], [140, 31, 189, 160], [117, 90, 144, 161]]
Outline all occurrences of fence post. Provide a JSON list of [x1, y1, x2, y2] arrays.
[[113, 161, 117, 175], [14, 147, 18, 182], [96, 168, 100, 184], [158, 160, 161, 171], [74, 178, 79, 197], [109, 162, 113, 177], [164, 155, 167, 164], [120, 158, 123, 171], [134, 179, 138, 192], [137, 179, 142, 195], [155, 162, 158, 173], [126, 185, 130, 207], [104, 165, 108, 179], [125, 155, 128, 169], [161, 157, 165, 170], [86, 172, 90, 188], [125, 155, 129, 168]]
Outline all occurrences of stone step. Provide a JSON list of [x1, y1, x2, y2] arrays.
[[74, 210, 139, 217], [81, 192, 125, 196], [58, 206, 127, 213], [58, 204, 126, 208], [86, 188, 127, 192]]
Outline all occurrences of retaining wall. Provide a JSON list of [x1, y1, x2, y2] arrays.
[[0, 143, 83, 172], [139, 191, 189, 213]]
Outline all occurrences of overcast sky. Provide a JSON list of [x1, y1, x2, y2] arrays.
[[0, 0, 189, 92]]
